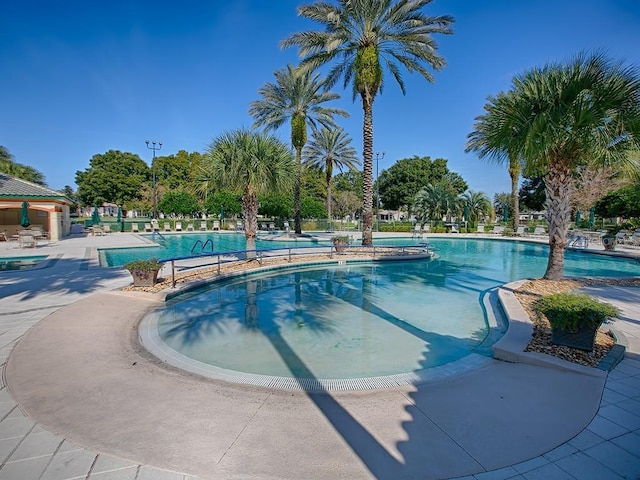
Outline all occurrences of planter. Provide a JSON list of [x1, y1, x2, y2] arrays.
[[551, 324, 600, 351], [333, 243, 347, 253], [602, 235, 617, 251], [128, 268, 160, 287]]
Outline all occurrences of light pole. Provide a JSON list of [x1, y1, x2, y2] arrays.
[[375, 151, 385, 232], [145, 140, 162, 219]]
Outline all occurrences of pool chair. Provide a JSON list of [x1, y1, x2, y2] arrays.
[[235, 221, 244, 232], [412, 223, 422, 238], [490, 225, 504, 235], [175, 222, 182, 232], [200, 221, 207, 231], [476, 224, 485, 234], [450, 224, 459, 234], [187, 223, 194, 231], [283, 221, 290, 232], [144, 223, 152, 232], [151, 219, 159, 231], [18, 231, 36, 249], [268, 222, 275, 232], [212, 221, 220, 231], [515, 226, 527, 236], [131, 223, 140, 233], [102, 224, 111, 235], [163, 222, 171, 232], [422, 223, 431, 234], [615, 229, 629, 243], [529, 226, 547, 237]]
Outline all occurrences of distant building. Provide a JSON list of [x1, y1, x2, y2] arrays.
[[0, 174, 72, 240]]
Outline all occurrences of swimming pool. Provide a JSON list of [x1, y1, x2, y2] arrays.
[[140, 239, 638, 388], [100, 232, 332, 266]]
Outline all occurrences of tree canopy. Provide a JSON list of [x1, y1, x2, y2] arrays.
[[379, 156, 467, 211], [75, 150, 150, 206], [0, 146, 47, 185]]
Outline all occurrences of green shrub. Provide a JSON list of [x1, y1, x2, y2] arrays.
[[124, 258, 164, 271], [535, 292, 619, 331]]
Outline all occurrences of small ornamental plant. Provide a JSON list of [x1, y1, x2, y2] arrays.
[[331, 235, 351, 245], [535, 292, 619, 351], [124, 258, 164, 272], [124, 258, 164, 287]]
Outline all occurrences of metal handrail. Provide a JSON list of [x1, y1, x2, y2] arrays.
[[160, 243, 433, 289]]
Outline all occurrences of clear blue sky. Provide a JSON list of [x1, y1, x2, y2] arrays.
[[2, 0, 639, 198]]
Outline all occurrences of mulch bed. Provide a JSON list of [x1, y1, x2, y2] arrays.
[[515, 277, 640, 367]]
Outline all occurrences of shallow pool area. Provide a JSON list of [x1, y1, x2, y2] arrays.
[[139, 238, 638, 388], [0, 255, 48, 271]]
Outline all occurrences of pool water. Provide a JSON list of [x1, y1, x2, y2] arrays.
[[0, 255, 48, 271], [142, 239, 638, 381]]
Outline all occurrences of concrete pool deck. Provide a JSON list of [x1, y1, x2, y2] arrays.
[[0, 232, 639, 479]]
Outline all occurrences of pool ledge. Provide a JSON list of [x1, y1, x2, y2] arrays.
[[494, 280, 607, 379]]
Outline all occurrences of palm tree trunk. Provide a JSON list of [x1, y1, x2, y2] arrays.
[[509, 157, 520, 231], [326, 159, 333, 230], [243, 192, 259, 259], [543, 162, 571, 280], [361, 98, 374, 246], [294, 146, 302, 235]]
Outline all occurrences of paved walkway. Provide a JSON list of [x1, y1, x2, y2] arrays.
[[0, 233, 638, 479]]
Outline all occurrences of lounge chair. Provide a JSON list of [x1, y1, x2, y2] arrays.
[[144, 223, 152, 232], [412, 223, 422, 238], [422, 223, 431, 234], [163, 222, 171, 232], [102, 224, 111, 235], [235, 221, 244, 232], [615, 230, 629, 243], [187, 223, 194, 231], [490, 225, 505, 235], [476, 224, 485, 234], [530, 226, 547, 237], [450, 224, 459, 234], [515, 226, 526, 236], [212, 221, 220, 231], [283, 221, 290, 232], [199, 221, 207, 231], [151, 219, 159, 231], [268, 222, 275, 232], [175, 222, 182, 232], [131, 223, 140, 233], [18, 231, 36, 248]]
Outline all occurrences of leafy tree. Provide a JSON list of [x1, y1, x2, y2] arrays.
[[301, 196, 327, 219], [158, 190, 200, 216], [303, 126, 360, 223], [519, 175, 546, 212], [282, 0, 454, 245], [250, 64, 348, 234], [333, 170, 363, 197], [259, 193, 293, 219], [467, 52, 640, 280], [155, 150, 206, 191], [60, 185, 79, 213], [412, 182, 459, 224], [459, 190, 492, 225], [75, 150, 149, 206], [333, 190, 362, 219], [203, 129, 295, 254], [204, 190, 242, 218], [379, 156, 467, 211], [594, 183, 640, 218], [0, 146, 47, 185]]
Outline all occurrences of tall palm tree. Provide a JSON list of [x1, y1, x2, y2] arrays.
[[282, 0, 454, 245], [203, 129, 295, 255], [467, 52, 640, 280], [459, 190, 491, 225], [249, 64, 348, 235], [303, 126, 360, 228]]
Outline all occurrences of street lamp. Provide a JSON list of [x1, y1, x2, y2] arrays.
[[375, 151, 385, 232], [145, 140, 162, 219]]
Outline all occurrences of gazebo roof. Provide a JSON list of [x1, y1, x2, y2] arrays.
[[0, 174, 70, 203]]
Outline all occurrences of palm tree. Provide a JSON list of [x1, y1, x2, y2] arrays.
[[249, 64, 348, 235], [412, 182, 458, 224], [202, 129, 295, 255], [459, 190, 491, 225], [303, 126, 360, 229], [467, 52, 640, 280], [282, 0, 454, 245]]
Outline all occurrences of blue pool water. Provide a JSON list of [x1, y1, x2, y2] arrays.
[[0, 255, 48, 271], [141, 239, 638, 381]]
